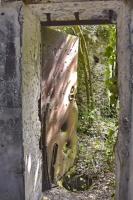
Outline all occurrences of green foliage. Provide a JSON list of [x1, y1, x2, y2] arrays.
[[78, 108, 98, 135], [73, 25, 118, 169], [53, 25, 118, 189], [104, 126, 118, 168], [104, 26, 118, 115]]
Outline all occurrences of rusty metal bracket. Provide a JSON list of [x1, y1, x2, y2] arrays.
[[46, 13, 51, 22], [74, 12, 80, 22]]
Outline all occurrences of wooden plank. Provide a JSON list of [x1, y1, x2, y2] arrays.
[[29, 1, 121, 23]]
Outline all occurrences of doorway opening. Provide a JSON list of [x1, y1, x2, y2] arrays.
[[41, 24, 118, 199]]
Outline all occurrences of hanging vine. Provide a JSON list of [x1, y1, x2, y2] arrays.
[[72, 26, 93, 112]]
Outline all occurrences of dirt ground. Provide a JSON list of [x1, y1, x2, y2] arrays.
[[42, 172, 115, 200]]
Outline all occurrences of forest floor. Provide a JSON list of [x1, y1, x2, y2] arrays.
[[42, 172, 115, 200], [42, 122, 116, 200]]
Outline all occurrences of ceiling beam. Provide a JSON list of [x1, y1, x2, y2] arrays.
[[28, 1, 121, 24], [23, 0, 121, 5]]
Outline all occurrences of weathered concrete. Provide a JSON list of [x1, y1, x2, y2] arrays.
[[0, 0, 122, 5], [115, 2, 133, 200], [0, 3, 25, 200], [30, 1, 121, 25], [22, 5, 42, 200], [0, 3, 42, 200], [125, 8, 133, 200]]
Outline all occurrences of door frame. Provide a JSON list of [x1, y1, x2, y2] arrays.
[[28, 1, 133, 199]]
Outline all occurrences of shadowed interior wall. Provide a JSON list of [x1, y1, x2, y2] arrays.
[[0, 3, 25, 200], [22, 6, 42, 200]]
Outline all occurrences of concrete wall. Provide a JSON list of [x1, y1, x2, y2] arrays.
[[0, 3, 25, 200], [116, 4, 133, 200], [0, 3, 42, 200], [22, 5, 42, 200]]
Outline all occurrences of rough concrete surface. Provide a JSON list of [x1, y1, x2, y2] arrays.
[[0, 3, 25, 200], [22, 5, 42, 200]]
